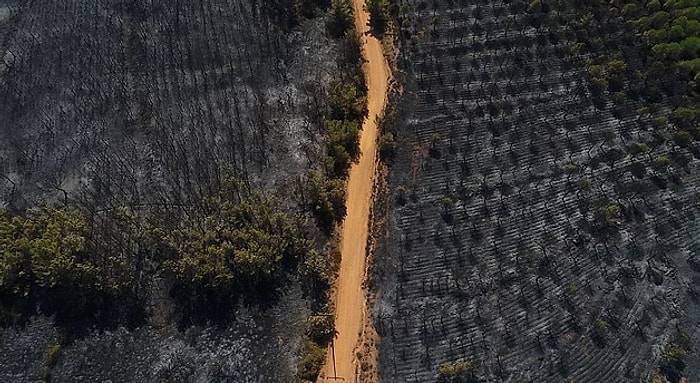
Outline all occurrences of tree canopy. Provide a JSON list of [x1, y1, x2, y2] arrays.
[[165, 191, 313, 294], [0, 203, 128, 299]]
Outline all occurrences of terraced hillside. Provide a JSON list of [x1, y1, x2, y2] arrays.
[[373, 0, 700, 381]]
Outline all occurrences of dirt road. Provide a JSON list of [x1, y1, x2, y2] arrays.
[[318, 2, 390, 382]]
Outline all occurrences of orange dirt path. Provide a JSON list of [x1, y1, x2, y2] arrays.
[[318, 2, 390, 382]]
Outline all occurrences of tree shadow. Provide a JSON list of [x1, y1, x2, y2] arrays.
[[169, 280, 286, 329], [1, 287, 146, 338]]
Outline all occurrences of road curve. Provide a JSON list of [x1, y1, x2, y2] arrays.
[[318, 2, 391, 382]]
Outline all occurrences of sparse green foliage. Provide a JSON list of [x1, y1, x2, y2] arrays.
[[631, 141, 650, 154], [564, 163, 580, 174], [662, 346, 689, 362], [592, 318, 610, 345], [298, 341, 327, 381], [651, 370, 669, 383], [436, 359, 475, 382], [39, 343, 62, 382], [441, 197, 454, 212], [673, 107, 699, 126], [612, 91, 627, 104], [652, 155, 671, 171], [378, 131, 396, 160], [654, 116, 669, 127], [594, 318, 609, 332], [589, 76, 608, 95], [655, 332, 692, 381], [597, 204, 621, 223], [527, 0, 542, 14], [673, 130, 694, 147]]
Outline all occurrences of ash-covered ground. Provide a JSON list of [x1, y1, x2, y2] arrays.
[[0, 0, 341, 381], [0, 285, 308, 382], [0, 0, 335, 211], [372, 1, 700, 382]]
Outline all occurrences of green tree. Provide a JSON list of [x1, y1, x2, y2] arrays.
[[327, 0, 354, 38], [630, 141, 650, 154], [527, 0, 542, 13], [327, 143, 353, 177], [298, 341, 326, 381], [1, 203, 136, 324], [0, 203, 127, 298], [165, 191, 311, 293], [328, 81, 367, 122], [327, 119, 362, 160], [672, 107, 698, 128], [364, 0, 389, 35], [337, 30, 367, 91], [305, 170, 347, 234]]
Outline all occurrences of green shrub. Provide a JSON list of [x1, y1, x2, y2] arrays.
[[298, 341, 327, 381], [364, 0, 390, 35], [662, 346, 688, 362], [631, 141, 650, 154], [652, 156, 671, 171], [597, 204, 621, 223], [378, 132, 396, 160], [673, 130, 694, 147], [307, 313, 336, 344], [437, 359, 475, 382], [327, 119, 362, 161], [527, 0, 542, 13], [305, 171, 347, 234], [39, 344, 62, 382], [328, 81, 367, 122], [595, 318, 609, 332], [327, 0, 353, 38]]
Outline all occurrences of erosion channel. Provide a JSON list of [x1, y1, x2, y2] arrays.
[[318, 1, 390, 382]]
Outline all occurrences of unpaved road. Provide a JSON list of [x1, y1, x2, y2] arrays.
[[318, 2, 390, 382]]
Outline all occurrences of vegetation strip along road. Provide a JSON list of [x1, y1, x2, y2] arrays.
[[319, 1, 390, 381]]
